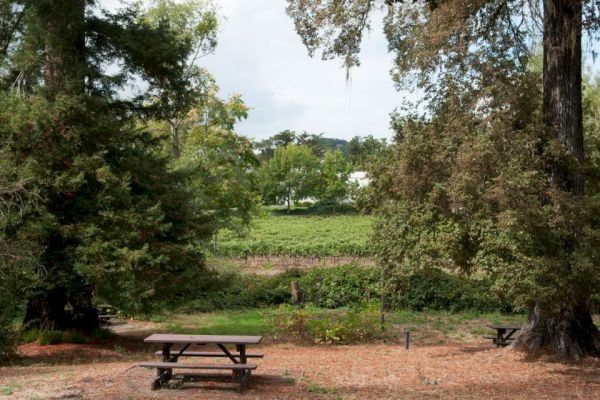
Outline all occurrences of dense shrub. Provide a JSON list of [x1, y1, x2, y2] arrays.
[[182, 264, 512, 313], [298, 265, 380, 308], [386, 269, 513, 313], [266, 305, 380, 344], [0, 239, 40, 360], [37, 330, 64, 345], [180, 269, 302, 312]]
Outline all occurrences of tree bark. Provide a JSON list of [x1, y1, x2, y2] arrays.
[[170, 120, 181, 158], [37, 0, 86, 96], [24, 289, 68, 331], [24, 0, 99, 332], [514, 0, 600, 359]]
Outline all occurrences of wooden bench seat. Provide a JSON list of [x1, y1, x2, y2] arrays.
[[139, 362, 257, 391], [154, 350, 264, 358], [98, 314, 117, 324], [139, 361, 257, 370]]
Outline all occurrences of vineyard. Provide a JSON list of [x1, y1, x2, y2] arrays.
[[215, 213, 374, 257]]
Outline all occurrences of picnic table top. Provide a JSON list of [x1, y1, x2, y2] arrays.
[[487, 324, 521, 330], [144, 333, 262, 345]]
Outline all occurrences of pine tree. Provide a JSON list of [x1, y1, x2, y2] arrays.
[[0, 1, 211, 330]]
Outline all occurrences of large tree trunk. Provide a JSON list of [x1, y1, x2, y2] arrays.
[[514, 0, 600, 359], [24, 289, 68, 331], [24, 0, 99, 332], [37, 0, 86, 96]]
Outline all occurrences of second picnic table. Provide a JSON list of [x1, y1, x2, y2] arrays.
[[139, 333, 263, 392], [485, 324, 521, 347]]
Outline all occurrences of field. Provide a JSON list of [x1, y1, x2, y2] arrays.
[[215, 211, 374, 257]]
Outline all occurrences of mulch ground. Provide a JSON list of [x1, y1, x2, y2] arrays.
[[1, 338, 599, 399]]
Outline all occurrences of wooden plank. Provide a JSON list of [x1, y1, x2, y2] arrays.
[[144, 334, 262, 345], [154, 351, 264, 358], [139, 362, 257, 370], [486, 324, 521, 330]]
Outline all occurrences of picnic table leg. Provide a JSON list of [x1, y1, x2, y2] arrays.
[[495, 329, 505, 347], [237, 344, 250, 391], [152, 343, 173, 389]]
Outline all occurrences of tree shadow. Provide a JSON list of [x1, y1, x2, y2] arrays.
[[10, 333, 150, 367]]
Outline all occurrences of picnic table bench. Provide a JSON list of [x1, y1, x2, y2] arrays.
[[139, 334, 263, 392], [97, 304, 118, 325], [484, 324, 521, 347]]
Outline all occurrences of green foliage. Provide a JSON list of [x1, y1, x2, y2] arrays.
[[345, 135, 388, 169], [90, 328, 114, 341], [386, 269, 512, 313], [216, 213, 374, 257], [18, 329, 40, 344], [178, 102, 258, 234], [182, 269, 301, 312], [37, 330, 64, 345], [180, 263, 510, 313], [266, 305, 380, 344], [255, 130, 346, 161], [317, 149, 353, 208], [298, 265, 380, 308], [258, 144, 320, 210], [62, 330, 87, 344], [0, 147, 41, 359], [369, 68, 600, 314]]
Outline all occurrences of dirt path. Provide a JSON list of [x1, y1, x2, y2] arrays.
[[1, 339, 599, 399]]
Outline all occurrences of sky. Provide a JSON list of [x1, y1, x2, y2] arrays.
[[200, 0, 411, 141], [103, 0, 413, 141]]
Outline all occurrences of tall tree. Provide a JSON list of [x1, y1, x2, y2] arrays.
[[287, 0, 600, 357], [318, 148, 353, 211], [0, 0, 211, 329], [143, 0, 218, 158], [259, 144, 320, 211]]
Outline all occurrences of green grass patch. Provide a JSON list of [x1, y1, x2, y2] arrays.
[[0, 384, 19, 395], [37, 330, 64, 345], [215, 213, 374, 257], [162, 309, 272, 336], [155, 306, 525, 345]]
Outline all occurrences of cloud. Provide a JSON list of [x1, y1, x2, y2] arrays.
[[101, 0, 417, 141], [202, 0, 414, 141]]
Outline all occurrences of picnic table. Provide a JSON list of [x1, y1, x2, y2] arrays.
[[139, 334, 263, 392], [484, 324, 521, 347], [96, 304, 117, 325]]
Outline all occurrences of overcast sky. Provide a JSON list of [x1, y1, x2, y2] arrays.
[[201, 0, 412, 141], [104, 0, 413, 141]]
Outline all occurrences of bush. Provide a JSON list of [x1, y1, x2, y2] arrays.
[[179, 269, 302, 312], [178, 264, 511, 313], [298, 265, 380, 308], [37, 330, 64, 345], [387, 269, 513, 313], [266, 305, 380, 344], [18, 329, 40, 344], [90, 328, 114, 340], [63, 330, 87, 344]]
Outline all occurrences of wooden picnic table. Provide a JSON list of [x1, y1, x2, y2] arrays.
[[485, 324, 521, 347], [140, 334, 263, 392]]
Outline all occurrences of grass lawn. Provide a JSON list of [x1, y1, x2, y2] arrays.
[[215, 211, 374, 257], [154, 307, 528, 345]]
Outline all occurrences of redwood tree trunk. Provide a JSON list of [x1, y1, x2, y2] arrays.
[[23, 0, 99, 332], [39, 0, 86, 96], [514, 0, 600, 359]]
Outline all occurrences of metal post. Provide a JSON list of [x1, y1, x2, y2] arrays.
[[404, 329, 410, 350]]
